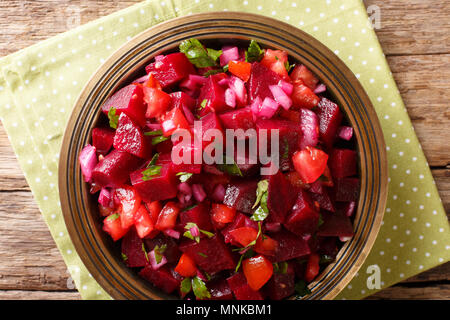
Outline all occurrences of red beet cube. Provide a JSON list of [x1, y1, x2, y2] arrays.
[[227, 272, 263, 300], [223, 180, 258, 214], [144, 234, 181, 264], [121, 228, 148, 268], [170, 91, 196, 111], [207, 279, 234, 300], [316, 97, 343, 148], [130, 163, 178, 202], [179, 203, 213, 232], [284, 189, 320, 236], [310, 188, 335, 212], [101, 84, 146, 127], [270, 229, 311, 262], [194, 111, 224, 149], [139, 265, 180, 294], [91, 149, 141, 188], [248, 62, 283, 101], [266, 171, 297, 223], [222, 213, 258, 245], [92, 127, 115, 155], [219, 107, 255, 131], [264, 271, 295, 300], [113, 113, 152, 159], [145, 53, 195, 88], [197, 74, 227, 115], [329, 148, 357, 178], [317, 211, 354, 237], [334, 178, 360, 202], [179, 235, 235, 274]]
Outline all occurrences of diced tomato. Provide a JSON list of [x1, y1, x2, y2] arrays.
[[145, 201, 162, 223], [243, 255, 274, 291], [291, 80, 320, 109], [161, 107, 190, 137], [228, 60, 252, 82], [143, 87, 172, 119], [292, 147, 329, 184], [290, 65, 319, 90], [254, 235, 278, 256], [143, 73, 162, 90], [211, 204, 237, 224], [98, 203, 115, 217], [114, 187, 141, 230], [134, 205, 155, 238], [305, 253, 320, 282], [103, 214, 129, 241], [229, 227, 258, 247], [260, 49, 290, 80], [155, 201, 180, 231], [174, 253, 197, 277]]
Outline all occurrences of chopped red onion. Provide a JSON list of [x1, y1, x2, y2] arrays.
[[162, 119, 176, 133], [302, 234, 312, 241], [299, 108, 319, 149], [164, 229, 181, 239], [229, 76, 247, 106], [196, 269, 208, 281], [345, 201, 356, 217], [79, 144, 97, 183], [149, 249, 167, 270], [146, 122, 162, 130], [269, 85, 292, 110], [211, 184, 226, 202], [338, 126, 353, 141], [250, 96, 262, 119], [220, 46, 239, 67], [178, 182, 192, 195], [192, 184, 207, 202], [225, 88, 236, 108], [258, 97, 279, 119], [277, 80, 294, 96], [313, 83, 327, 94], [339, 236, 352, 242], [98, 188, 112, 207], [190, 225, 200, 238]]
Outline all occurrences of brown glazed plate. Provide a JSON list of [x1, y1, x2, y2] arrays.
[[59, 12, 388, 300]]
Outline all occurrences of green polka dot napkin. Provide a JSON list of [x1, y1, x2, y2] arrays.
[[0, 0, 448, 300]]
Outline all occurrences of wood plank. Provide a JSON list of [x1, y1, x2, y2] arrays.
[[0, 290, 80, 300], [364, 0, 450, 55], [366, 283, 450, 300]]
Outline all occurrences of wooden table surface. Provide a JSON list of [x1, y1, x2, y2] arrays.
[[0, 0, 448, 300]]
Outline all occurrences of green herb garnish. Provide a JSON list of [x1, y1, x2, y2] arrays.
[[319, 255, 335, 264], [146, 153, 159, 168], [180, 278, 192, 294], [295, 280, 312, 297], [183, 222, 215, 243], [152, 135, 170, 145], [285, 61, 295, 72], [142, 242, 149, 262], [141, 165, 162, 181], [318, 213, 324, 227], [282, 138, 290, 160], [107, 213, 120, 221], [198, 99, 208, 111], [235, 249, 255, 272], [153, 244, 167, 264], [121, 253, 128, 261], [179, 38, 222, 68], [176, 172, 193, 183], [107, 107, 119, 129], [217, 156, 243, 177], [144, 129, 163, 136], [250, 180, 270, 221], [191, 276, 211, 299], [273, 261, 289, 274], [245, 40, 264, 63], [197, 252, 208, 258], [203, 68, 225, 77]]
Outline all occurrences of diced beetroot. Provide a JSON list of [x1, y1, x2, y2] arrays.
[[227, 272, 263, 300], [308, 180, 324, 194], [144, 234, 181, 264], [92, 127, 115, 155], [284, 189, 320, 236], [317, 237, 339, 259], [222, 213, 258, 245], [113, 113, 152, 159], [91, 149, 141, 188], [194, 112, 224, 149], [130, 163, 178, 202], [197, 74, 227, 115], [248, 62, 283, 101], [316, 97, 343, 148], [145, 53, 196, 88], [121, 228, 148, 268], [207, 279, 234, 300], [266, 170, 297, 223], [298, 108, 319, 149], [270, 229, 311, 262], [168, 140, 203, 174], [139, 265, 180, 294], [170, 91, 196, 111], [329, 149, 357, 178], [180, 235, 235, 274], [179, 203, 213, 232], [101, 84, 146, 127], [219, 107, 255, 130], [317, 211, 354, 237], [223, 180, 258, 214], [233, 149, 260, 177], [334, 178, 360, 202], [264, 270, 295, 300], [310, 188, 335, 212]]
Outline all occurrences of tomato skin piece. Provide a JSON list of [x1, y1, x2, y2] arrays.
[[291, 80, 320, 109], [260, 49, 290, 80], [103, 214, 129, 241], [114, 187, 142, 230], [174, 253, 197, 277], [211, 204, 237, 224], [254, 236, 278, 256], [143, 87, 172, 119], [134, 205, 155, 238], [228, 60, 252, 82], [290, 65, 319, 90], [145, 201, 162, 223], [229, 227, 258, 247], [155, 201, 180, 231], [143, 73, 162, 90], [305, 253, 320, 282], [292, 147, 329, 184], [243, 255, 274, 291]]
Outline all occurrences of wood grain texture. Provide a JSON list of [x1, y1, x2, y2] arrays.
[[0, 0, 448, 300]]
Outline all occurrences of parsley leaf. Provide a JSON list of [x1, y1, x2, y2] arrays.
[[183, 222, 214, 243], [179, 38, 221, 68], [295, 280, 312, 297], [252, 180, 268, 209], [142, 243, 149, 262], [121, 253, 128, 261], [152, 135, 170, 145], [197, 252, 208, 258], [251, 180, 269, 221], [144, 129, 163, 136], [203, 68, 225, 77], [176, 172, 193, 183], [141, 165, 162, 181], [146, 153, 159, 168], [273, 261, 289, 274], [153, 244, 167, 264], [191, 276, 211, 299], [198, 99, 208, 111], [282, 138, 290, 160], [235, 249, 255, 272], [285, 61, 295, 72], [245, 40, 264, 63], [180, 278, 192, 294], [108, 107, 119, 129], [318, 213, 324, 227], [107, 213, 120, 221], [217, 156, 243, 177]]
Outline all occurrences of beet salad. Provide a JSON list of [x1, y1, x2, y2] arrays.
[[79, 38, 360, 300]]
